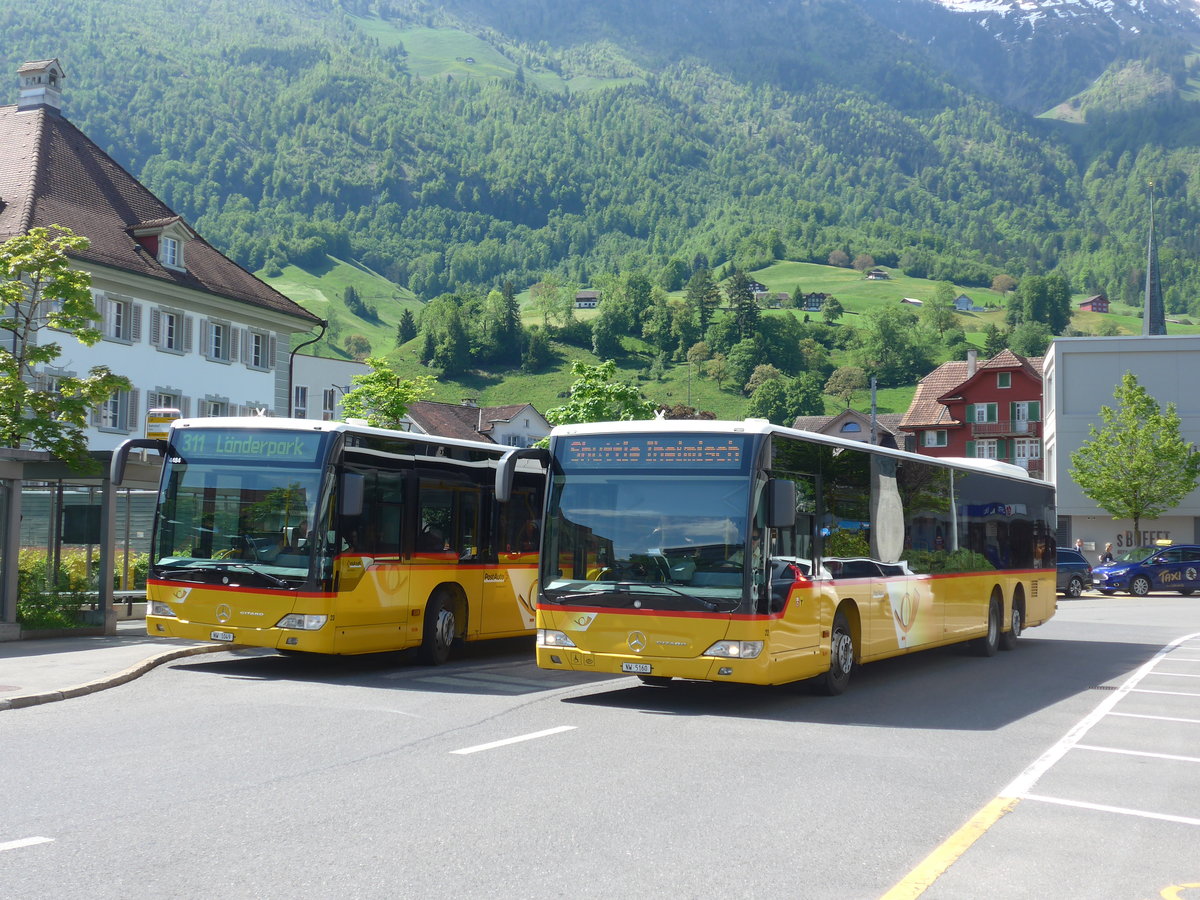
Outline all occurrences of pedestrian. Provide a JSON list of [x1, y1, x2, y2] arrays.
[[1100, 542, 1114, 565], [1074, 538, 1084, 554]]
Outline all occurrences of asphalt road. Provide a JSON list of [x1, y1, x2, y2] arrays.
[[2, 592, 1198, 900]]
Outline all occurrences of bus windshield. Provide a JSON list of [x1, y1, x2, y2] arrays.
[[151, 428, 329, 588], [543, 434, 756, 612]]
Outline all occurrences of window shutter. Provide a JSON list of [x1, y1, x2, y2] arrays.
[[229, 327, 240, 362], [1009, 401, 1017, 424], [100, 297, 113, 336], [1029, 401, 1040, 421], [150, 309, 161, 346], [997, 438, 1007, 460], [89, 403, 101, 428], [131, 304, 142, 342], [183, 316, 194, 352], [966, 440, 975, 458], [200, 319, 210, 357], [241, 332, 250, 365], [127, 389, 140, 432], [988, 403, 998, 424], [268, 335, 277, 369]]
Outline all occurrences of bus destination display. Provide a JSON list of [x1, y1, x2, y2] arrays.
[[174, 429, 325, 464], [562, 435, 746, 468]]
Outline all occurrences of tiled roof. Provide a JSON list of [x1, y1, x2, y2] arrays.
[[792, 412, 907, 435], [901, 360, 970, 428], [901, 351, 1045, 428], [405, 401, 535, 443], [0, 104, 318, 323]]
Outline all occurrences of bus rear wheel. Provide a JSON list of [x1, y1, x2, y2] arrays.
[[999, 602, 1022, 651], [812, 610, 854, 696], [418, 591, 457, 665]]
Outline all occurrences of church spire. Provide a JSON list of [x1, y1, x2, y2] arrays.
[[1143, 181, 1166, 336]]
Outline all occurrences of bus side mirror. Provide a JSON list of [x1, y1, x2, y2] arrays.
[[496, 446, 550, 502], [767, 478, 796, 529], [340, 472, 364, 517]]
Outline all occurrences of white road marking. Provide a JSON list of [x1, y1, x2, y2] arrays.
[[1148, 671, 1200, 678], [451, 725, 576, 755], [1109, 711, 1200, 725], [1020, 794, 1200, 827], [1132, 688, 1200, 698], [0, 836, 54, 853], [1075, 743, 1200, 765], [1005, 631, 1200, 798]]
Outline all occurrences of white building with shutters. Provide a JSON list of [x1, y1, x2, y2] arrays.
[[1, 60, 322, 451]]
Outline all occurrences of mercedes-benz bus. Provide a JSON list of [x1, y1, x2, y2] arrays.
[[497, 419, 1055, 693], [113, 417, 544, 662]]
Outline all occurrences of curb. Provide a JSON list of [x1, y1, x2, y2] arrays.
[[0, 643, 231, 711]]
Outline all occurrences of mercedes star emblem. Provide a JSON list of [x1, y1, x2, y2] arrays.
[[628, 631, 647, 652], [216, 604, 232, 623]]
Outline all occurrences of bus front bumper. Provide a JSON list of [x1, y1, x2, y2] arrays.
[[535, 644, 776, 684], [146, 615, 335, 653]]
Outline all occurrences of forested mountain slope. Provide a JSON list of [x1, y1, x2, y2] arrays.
[[2, 0, 1200, 317]]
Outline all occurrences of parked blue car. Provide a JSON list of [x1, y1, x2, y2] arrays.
[[1093, 544, 1200, 597]]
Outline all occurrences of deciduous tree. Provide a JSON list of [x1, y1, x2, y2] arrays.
[[0, 226, 130, 469], [1070, 373, 1200, 540], [545, 360, 655, 425], [337, 356, 434, 429]]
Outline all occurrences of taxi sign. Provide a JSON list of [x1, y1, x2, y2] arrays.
[[146, 407, 181, 441]]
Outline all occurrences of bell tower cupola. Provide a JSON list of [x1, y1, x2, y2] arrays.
[[17, 59, 65, 114]]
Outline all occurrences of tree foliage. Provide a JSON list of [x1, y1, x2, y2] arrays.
[[339, 355, 435, 428], [545, 360, 655, 425], [1070, 372, 1200, 538], [0, 226, 130, 469]]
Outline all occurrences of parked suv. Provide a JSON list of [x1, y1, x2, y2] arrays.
[[1093, 544, 1200, 597], [1056, 547, 1093, 597]]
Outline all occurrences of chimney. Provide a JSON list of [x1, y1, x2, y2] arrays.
[[966, 349, 977, 378], [17, 59, 65, 114]]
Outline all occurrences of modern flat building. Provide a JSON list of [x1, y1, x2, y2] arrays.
[[1043, 335, 1200, 554]]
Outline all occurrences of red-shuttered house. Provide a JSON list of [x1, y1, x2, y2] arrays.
[[900, 349, 1045, 478]]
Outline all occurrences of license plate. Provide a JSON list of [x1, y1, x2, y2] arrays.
[[621, 662, 652, 674], [210, 630, 235, 642]]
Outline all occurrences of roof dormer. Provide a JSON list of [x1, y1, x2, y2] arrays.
[[17, 59, 65, 113], [130, 216, 196, 273]]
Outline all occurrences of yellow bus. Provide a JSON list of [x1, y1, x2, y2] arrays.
[[498, 419, 1056, 694], [113, 417, 544, 661]]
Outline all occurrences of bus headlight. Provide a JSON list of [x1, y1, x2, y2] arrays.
[[149, 602, 177, 617], [703, 640, 763, 659], [537, 629, 576, 648], [276, 614, 328, 630]]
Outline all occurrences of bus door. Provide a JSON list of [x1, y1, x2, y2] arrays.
[[766, 474, 820, 655], [483, 482, 540, 635]]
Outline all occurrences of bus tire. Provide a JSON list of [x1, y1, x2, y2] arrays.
[[418, 590, 456, 666], [999, 600, 1022, 651], [972, 598, 1000, 657], [812, 609, 854, 696], [638, 675, 672, 686]]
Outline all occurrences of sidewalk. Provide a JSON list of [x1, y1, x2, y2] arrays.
[[0, 620, 227, 711]]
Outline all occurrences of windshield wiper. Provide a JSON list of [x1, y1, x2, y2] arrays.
[[153, 561, 294, 589], [223, 563, 292, 589], [546, 582, 733, 612]]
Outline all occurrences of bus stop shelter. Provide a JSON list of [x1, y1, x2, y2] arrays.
[[0, 449, 162, 640]]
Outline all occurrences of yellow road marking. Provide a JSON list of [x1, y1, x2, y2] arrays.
[[879, 796, 1019, 900]]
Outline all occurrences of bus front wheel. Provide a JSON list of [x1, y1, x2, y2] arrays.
[[972, 599, 1000, 657], [418, 591, 457, 665], [812, 610, 854, 696]]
